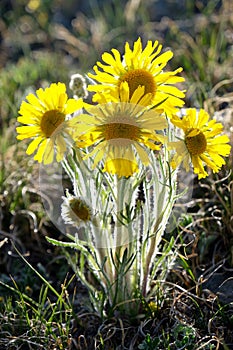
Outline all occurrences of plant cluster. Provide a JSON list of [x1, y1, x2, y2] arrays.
[[15, 37, 231, 319]]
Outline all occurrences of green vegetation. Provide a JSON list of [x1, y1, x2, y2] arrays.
[[0, 0, 233, 349]]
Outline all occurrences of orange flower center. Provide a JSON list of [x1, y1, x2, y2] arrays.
[[185, 129, 207, 155], [119, 69, 156, 99], [104, 122, 140, 141], [41, 110, 65, 138]]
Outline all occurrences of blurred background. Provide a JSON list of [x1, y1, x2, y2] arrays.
[[1, 0, 232, 119]]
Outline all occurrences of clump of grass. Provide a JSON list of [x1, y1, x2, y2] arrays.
[[0, 275, 75, 350], [2, 223, 233, 349]]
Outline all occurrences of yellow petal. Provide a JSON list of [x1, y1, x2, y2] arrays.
[[130, 85, 145, 104], [17, 114, 40, 124], [65, 98, 83, 114], [43, 139, 55, 164], [207, 143, 231, 156], [56, 134, 67, 162], [34, 139, 48, 163], [103, 158, 138, 178], [16, 125, 40, 139], [196, 109, 209, 128], [19, 101, 43, 117], [159, 85, 185, 98], [151, 51, 173, 69], [208, 134, 230, 145], [26, 136, 44, 155], [119, 81, 130, 102], [199, 153, 219, 172], [191, 155, 208, 179], [134, 143, 150, 165], [26, 93, 45, 109]]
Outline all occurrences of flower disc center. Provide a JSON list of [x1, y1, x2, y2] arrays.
[[104, 122, 140, 141], [185, 129, 207, 155], [120, 69, 156, 99], [41, 110, 65, 138], [70, 199, 91, 222]]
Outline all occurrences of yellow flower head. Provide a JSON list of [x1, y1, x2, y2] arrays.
[[16, 82, 83, 164], [169, 108, 231, 179], [74, 87, 167, 177], [88, 37, 185, 116]]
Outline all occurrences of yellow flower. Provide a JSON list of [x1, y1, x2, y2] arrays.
[[169, 109, 231, 179], [16, 82, 83, 164], [88, 37, 185, 116], [74, 84, 167, 177]]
